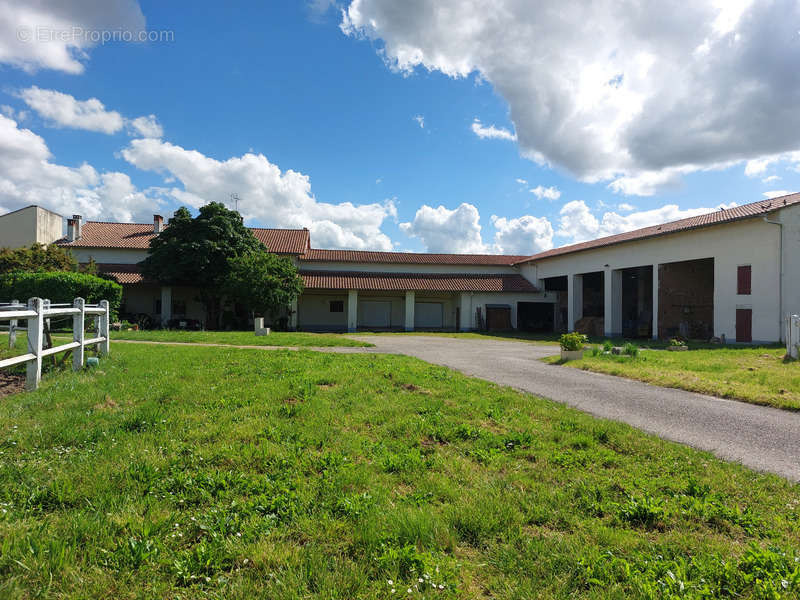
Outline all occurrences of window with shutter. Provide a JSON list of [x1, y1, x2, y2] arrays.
[[737, 265, 751, 295]]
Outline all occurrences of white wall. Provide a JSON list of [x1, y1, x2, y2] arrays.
[[521, 217, 784, 342], [778, 205, 800, 326], [0, 206, 63, 249], [298, 260, 520, 275], [459, 292, 556, 330], [71, 248, 147, 264]]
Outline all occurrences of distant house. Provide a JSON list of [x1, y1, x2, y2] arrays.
[[2, 192, 799, 342]]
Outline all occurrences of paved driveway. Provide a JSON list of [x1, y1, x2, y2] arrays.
[[351, 335, 800, 482]]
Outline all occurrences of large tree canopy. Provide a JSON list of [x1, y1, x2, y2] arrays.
[[140, 202, 302, 328], [225, 250, 303, 321], [0, 243, 76, 275], [140, 203, 262, 288]]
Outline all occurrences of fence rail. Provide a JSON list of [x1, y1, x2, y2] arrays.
[[0, 297, 110, 390]]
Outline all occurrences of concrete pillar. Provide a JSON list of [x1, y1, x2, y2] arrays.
[[404, 290, 415, 331], [652, 264, 659, 339], [604, 269, 623, 337], [347, 289, 358, 333], [160, 286, 172, 326], [567, 274, 583, 331], [458, 293, 472, 331], [289, 298, 298, 331]]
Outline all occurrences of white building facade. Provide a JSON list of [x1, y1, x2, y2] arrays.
[[1, 192, 798, 341]]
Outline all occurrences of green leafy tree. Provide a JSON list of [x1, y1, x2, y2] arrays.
[[225, 250, 303, 323], [139, 202, 266, 328], [0, 243, 76, 275]]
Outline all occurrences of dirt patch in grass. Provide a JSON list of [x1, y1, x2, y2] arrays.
[[0, 372, 24, 397]]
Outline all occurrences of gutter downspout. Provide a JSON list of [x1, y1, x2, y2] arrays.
[[763, 215, 783, 341]]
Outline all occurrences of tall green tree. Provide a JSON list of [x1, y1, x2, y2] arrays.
[[224, 250, 303, 323], [140, 203, 265, 328], [0, 243, 76, 275]]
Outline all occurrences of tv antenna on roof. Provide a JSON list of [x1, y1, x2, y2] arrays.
[[230, 193, 240, 212]]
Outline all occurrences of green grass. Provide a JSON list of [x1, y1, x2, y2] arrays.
[[111, 329, 373, 347], [354, 331, 562, 345], [546, 346, 800, 411], [1, 344, 799, 598]]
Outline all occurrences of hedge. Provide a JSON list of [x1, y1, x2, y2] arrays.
[[0, 271, 123, 317]]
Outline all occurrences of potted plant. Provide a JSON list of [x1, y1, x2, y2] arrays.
[[560, 332, 588, 361], [667, 337, 688, 351]]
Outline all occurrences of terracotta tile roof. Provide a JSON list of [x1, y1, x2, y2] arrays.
[[251, 227, 310, 254], [300, 271, 538, 292], [59, 222, 156, 249], [59, 222, 311, 254], [300, 249, 528, 265], [519, 192, 800, 264], [95, 263, 146, 284]]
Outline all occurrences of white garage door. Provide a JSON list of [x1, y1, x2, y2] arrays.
[[415, 302, 443, 328], [360, 301, 392, 328]]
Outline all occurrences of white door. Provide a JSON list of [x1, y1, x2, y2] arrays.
[[360, 301, 392, 328], [415, 302, 443, 328]]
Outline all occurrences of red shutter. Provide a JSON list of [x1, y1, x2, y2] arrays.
[[736, 308, 752, 343], [737, 265, 751, 295]]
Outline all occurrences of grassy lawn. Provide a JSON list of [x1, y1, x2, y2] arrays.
[[1, 345, 799, 598], [355, 331, 562, 345], [545, 346, 800, 411], [111, 329, 373, 347]]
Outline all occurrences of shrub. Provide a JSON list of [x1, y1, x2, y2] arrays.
[[0, 271, 122, 317], [602, 339, 614, 352], [623, 342, 639, 357], [560, 332, 588, 351], [591, 345, 601, 357], [669, 337, 687, 347]]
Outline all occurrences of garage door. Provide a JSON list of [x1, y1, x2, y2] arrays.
[[360, 301, 391, 328], [415, 302, 443, 328]]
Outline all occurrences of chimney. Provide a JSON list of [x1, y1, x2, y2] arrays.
[[154, 214, 164, 233], [66, 218, 76, 242], [72, 214, 82, 240]]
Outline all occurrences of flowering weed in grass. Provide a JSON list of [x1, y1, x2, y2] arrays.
[[0, 343, 798, 598]]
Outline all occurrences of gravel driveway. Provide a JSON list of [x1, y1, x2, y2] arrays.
[[351, 335, 800, 482]]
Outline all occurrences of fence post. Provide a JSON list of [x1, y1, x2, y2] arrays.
[[25, 297, 43, 391], [99, 300, 110, 356], [73, 297, 85, 371], [8, 298, 17, 349]]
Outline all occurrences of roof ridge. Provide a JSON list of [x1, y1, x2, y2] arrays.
[[519, 191, 800, 264]]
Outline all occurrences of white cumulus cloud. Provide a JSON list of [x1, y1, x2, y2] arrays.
[[556, 199, 737, 244], [19, 87, 164, 137], [0, 113, 162, 222], [470, 119, 515, 141], [399, 203, 486, 253], [19, 86, 124, 134], [121, 138, 396, 250], [763, 190, 793, 199], [491, 215, 553, 254], [343, 0, 800, 194], [0, 0, 146, 74], [530, 185, 561, 201], [127, 114, 163, 138]]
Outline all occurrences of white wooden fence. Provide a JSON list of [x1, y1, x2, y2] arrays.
[[0, 297, 110, 390], [787, 314, 800, 360]]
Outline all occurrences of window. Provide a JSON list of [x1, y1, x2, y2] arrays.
[[329, 300, 344, 313], [737, 265, 751, 295]]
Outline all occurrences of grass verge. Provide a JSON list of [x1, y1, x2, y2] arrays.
[[0, 344, 798, 598], [110, 329, 373, 347], [545, 346, 800, 411], [354, 331, 561, 345]]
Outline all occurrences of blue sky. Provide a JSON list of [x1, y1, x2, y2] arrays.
[[1, 0, 799, 254]]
